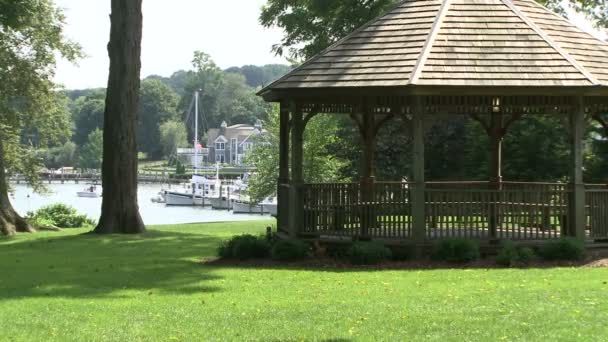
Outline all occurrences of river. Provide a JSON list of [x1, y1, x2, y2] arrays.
[[9, 183, 272, 225]]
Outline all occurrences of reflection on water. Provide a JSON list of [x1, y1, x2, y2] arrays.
[[9, 183, 271, 226]]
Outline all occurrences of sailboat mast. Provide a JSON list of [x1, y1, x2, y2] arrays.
[[194, 90, 199, 173]]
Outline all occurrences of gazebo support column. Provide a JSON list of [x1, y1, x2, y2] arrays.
[[277, 102, 291, 232], [471, 108, 522, 240], [360, 113, 376, 239], [412, 107, 426, 246], [569, 98, 586, 239], [288, 107, 304, 238], [350, 111, 394, 239], [488, 112, 504, 240]]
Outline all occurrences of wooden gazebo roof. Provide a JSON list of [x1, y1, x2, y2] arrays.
[[259, 0, 608, 100]]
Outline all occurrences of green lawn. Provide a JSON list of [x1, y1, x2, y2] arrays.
[[1, 221, 607, 341]]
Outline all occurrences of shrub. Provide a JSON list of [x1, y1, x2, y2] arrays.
[[217, 235, 271, 260], [433, 238, 480, 262], [348, 241, 392, 265], [538, 238, 586, 261], [26, 204, 95, 228], [390, 245, 414, 261], [271, 239, 309, 261], [496, 241, 535, 267]]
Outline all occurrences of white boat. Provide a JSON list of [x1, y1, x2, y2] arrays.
[[210, 196, 233, 210], [77, 185, 101, 198], [164, 175, 218, 206], [232, 201, 267, 214], [232, 197, 277, 215], [150, 191, 166, 203]]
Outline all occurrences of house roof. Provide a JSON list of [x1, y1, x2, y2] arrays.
[[259, 0, 608, 97]]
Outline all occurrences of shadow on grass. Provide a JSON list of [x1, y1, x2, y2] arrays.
[[0, 230, 225, 300]]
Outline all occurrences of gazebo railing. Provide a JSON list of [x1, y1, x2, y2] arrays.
[[302, 182, 412, 238], [425, 187, 569, 240], [586, 189, 608, 240], [300, 181, 608, 241]]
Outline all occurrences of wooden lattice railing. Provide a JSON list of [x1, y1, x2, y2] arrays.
[[425, 187, 569, 240], [299, 181, 608, 241], [302, 182, 412, 238], [586, 189, 608, 240]]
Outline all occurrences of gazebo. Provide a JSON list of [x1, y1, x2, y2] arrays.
[[258, 0, 608, 245]]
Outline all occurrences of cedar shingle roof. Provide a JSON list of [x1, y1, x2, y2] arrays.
[[260, 0, 608, 93]]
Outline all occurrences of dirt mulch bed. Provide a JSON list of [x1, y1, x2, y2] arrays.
[[202, 252, 608, 271]]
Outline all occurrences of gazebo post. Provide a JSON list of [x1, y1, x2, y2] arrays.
[[569, 97, 586, 240], [488, 111, 503, 240], [288, 105, 304, 238], [360, 112, 376, 239], [277, 102, 291, 232], [412, 99, 426, 246]]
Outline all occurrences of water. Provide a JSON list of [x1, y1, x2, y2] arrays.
[[9, 183, 272, 225]]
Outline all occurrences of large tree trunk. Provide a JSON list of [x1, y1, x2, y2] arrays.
[[0, 139, 34, 236], [94, 0, 146, 234]]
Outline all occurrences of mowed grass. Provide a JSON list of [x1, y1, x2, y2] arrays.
[[1, 221, 607, 341]]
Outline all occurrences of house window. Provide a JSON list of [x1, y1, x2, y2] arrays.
[[215, 142, 225, 150], [216, 154, 225, 163], [243, 142, 254, 151]]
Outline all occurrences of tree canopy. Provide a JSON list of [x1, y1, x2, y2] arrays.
[[1, 0, 81, 235]]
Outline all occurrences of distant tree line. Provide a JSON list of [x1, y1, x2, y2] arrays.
[[37, 60, 291, 169]]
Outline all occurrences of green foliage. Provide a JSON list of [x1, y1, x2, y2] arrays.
[[496, 241, 535, 267], [178, 51, 272, 134], [159, 120, 189, 158], [79, 129, 103, 170], [0, 0, 82, 197], [174, 161, 186, 176], [225, 64, 292, 88], [217, 234, 271, 260], [538, 238, 586, 261], [433, 239, 480, 263], [39, 141, 78, 169], [260, 0, 399, 59], [271, 239, 309, 261], [245, 105, 348, 203], [348, 241, 392, 265], [390, 245, 414, 261], [26, 203, 95, 228], [464, 116, 571, 181], [72, 94, 105, 145], [137, 79, 180, 159]]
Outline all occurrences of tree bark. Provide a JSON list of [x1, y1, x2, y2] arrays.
[[94, 0, 146, 234], [0, 139, 34, 236]]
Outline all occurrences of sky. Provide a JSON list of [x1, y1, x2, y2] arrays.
[[54, 0, 606, 90], [54, 0, 287, 89]]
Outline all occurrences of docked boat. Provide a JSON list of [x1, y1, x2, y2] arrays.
[[232, 201, 268, 214], [232, 197, 277, 215], [164, 175, 218, 206]]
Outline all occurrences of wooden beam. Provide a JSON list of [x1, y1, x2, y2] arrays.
[[570, 97, 586, 239], [277, 102, 291, 232], [288, 106, 304, 238], [411, 98, 426, 245]]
